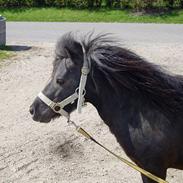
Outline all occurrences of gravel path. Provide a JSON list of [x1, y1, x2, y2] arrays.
[[0, 40, 183, 182]]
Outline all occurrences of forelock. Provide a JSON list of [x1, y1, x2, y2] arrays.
[[55, 32, 77, 59]]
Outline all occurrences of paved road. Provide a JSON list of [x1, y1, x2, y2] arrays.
[[7, 22, 183, 44]]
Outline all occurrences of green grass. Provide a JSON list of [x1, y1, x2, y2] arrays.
[[0, 51, 11, 61], [0, 46, 13, 62], [0, 8, 183, 23]]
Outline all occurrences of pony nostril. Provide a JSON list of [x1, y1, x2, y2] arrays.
[[29, 106, 34, 115]]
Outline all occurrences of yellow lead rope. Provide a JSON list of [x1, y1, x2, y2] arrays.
[[76, 127, 168, 183]]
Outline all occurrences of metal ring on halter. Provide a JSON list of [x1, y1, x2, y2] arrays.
[[53, 104, 61, 113], [75, 87, 86, 96]]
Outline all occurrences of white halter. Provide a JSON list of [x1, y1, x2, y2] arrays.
[[38, 44, 89, 119]]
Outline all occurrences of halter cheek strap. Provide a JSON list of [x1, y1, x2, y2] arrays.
[[37, 44, 89, 119], [77, 44, 90, 113]]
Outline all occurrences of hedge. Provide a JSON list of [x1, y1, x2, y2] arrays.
[[0, 0, 183, 9]]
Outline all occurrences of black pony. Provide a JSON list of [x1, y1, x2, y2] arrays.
[[30, 33, 183, 183]]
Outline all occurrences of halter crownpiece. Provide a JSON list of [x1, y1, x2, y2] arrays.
[[37, 43, 89, 119]]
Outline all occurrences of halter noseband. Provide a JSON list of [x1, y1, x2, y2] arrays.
[[38, 44, 89, 119]]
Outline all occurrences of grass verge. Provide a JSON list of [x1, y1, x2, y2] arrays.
[[0, 8, 183, 23], [0, 46, 13, 62]]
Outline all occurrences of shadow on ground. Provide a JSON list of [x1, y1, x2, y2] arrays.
[[0, 45, 32, 51]]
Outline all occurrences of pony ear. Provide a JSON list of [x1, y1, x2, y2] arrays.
[[64, 42, 83, 65]]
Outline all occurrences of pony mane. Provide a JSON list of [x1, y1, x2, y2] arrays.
[[55, 32, 183, 117]]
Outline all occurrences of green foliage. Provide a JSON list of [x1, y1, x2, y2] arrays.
[[127, 0, 183, 11], [0, 50, 11, 59], [0, 0, 34, 7], [0, 0, 183, 9], [67, 0, 88, 8], [0, 46, 14, 63], [33, 0, 45, 6], [54, 0, 65, 7]]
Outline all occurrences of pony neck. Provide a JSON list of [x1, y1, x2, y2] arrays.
[[85, 71, 141, 158], [85, 69, 136, 125], [84, 66, 171, 129]]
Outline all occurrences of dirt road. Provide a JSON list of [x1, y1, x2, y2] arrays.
[[0, 42, 183, 183]]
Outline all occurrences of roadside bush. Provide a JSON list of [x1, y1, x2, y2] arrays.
[[0, 0, 183, 9], [54, 0, 65, 7], [44, 0, 67, 7], [130, 0, 145, 10], [126, 0, 183, 10], [67, 0, 88, 8], [0, 0, 33, 7], [33, 0, 45, 6]]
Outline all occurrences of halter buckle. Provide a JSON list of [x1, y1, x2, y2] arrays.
[[81, 67, 90, 75]]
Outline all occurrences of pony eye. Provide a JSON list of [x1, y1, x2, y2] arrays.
[[56, 78, 65, 85]]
